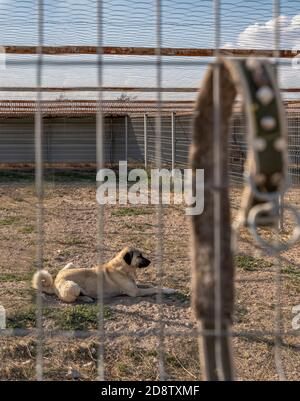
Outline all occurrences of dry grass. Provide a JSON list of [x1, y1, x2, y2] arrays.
[[0, 172, 299, 381]]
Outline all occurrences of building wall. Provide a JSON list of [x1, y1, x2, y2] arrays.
[[46, 117, 97, 163], [0, 119, 35, 163], [0, 117, 126, 164], [0, 113, 299, 185]]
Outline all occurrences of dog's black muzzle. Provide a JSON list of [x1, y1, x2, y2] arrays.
[[138, 258, 151, 268]]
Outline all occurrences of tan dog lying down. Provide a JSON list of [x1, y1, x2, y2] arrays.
[[32, 247, 175, 303]]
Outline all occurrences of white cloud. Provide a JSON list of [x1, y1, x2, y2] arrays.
[[222, 42, 234, 49], [224, 14, 300, 50], [221, 15, 300, 97]]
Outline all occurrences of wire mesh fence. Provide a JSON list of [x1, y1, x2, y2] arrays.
[[0, 0, 300, 382], [0, 105, 299, 185]]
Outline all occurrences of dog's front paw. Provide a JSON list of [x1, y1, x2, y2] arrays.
[[162, 287, 176, 295]]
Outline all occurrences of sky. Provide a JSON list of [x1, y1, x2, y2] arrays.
[[0, 0, 299, 100]]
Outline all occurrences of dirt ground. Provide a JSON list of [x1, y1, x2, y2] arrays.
[[0, 170, 299, 381]]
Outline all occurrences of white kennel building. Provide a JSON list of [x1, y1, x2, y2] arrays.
[[0, 100, 299, 183], [0, 100, 193, 166]]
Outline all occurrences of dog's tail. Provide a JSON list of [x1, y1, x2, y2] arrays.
[[32, 270, 55, 295]]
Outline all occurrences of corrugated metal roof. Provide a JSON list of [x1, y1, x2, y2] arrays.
[[0, 100, 194, 117], [0, 100, 298, 118]]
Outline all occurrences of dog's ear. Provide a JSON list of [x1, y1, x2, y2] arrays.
[[123, 251, 133, 265]]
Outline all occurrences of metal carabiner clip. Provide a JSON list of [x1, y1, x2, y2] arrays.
[[247, 201, 300, 253]]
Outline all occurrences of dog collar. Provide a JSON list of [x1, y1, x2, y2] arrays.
[[190, 58, 300, 380]]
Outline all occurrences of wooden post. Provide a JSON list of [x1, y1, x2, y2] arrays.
[[191, 63, 236, 381]]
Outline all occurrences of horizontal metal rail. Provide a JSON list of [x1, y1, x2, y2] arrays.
[[0, 86, 299, 93], [1, 46, 299, 58]]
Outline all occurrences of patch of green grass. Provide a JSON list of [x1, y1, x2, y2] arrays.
[[7, 304, 113, 330], [7, 305, 38, 329], [126, 348, 159, 364], [126, 349, 143, 363], [46, 171, 95, 182], [281, 265, 300, 276], [0, 169, 96, 183], [0, 171, 34, 182], [111, 207, 154, 217], [234, 304, 248, 323], [117, 363, 131, 374], [54, 305, 112, 330], [0, 217, 21, 226], [282, 265, 300, 293], [145, 350, 158, 358], [0, 271, 33, 282], [165, 353, 182, 368], [174, 292, 190, 302], [234, 254, 273, 272], [20, 225, 35, 234]]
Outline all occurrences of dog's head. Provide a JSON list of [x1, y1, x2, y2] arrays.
[[122, 248, 151, 269]]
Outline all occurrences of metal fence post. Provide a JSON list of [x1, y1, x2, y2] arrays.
[[144, 113, 147, 168], [110, 116, 113, 164], [171, 112, 176, 170], [125, 115, 128, 162], [278, 194, 284, 231]]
